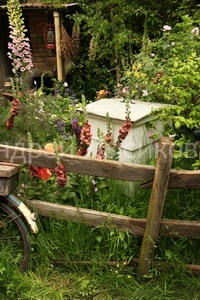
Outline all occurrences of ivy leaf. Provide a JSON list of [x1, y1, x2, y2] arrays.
[[174, 120, 181, 129], [174, 61, 179, 68]]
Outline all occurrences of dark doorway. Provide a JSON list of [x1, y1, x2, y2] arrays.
[[0, 15, 12, 88]]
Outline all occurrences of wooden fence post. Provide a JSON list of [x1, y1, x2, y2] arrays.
[[137, 137, 174, 277], [53, 11, 64, 81]]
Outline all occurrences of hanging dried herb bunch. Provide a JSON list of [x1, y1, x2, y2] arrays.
[[71, 23, 80, 58], [61, 24, 76, 61]]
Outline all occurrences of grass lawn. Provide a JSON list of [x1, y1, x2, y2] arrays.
[[1, 182, 200, 300]]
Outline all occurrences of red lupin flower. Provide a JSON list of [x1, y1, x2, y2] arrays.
[[10, 98, 21, 116], [118, 119, 132, 141], [6, 116, 15, 130], [6, 98, 21, 130], [55, 164, 67, 187], [77, 122, 92, 156], [154, 72, 163, 84], [105, 132, 112, 144], [116, 118, 132, 147], [95, 145, 105, 159]]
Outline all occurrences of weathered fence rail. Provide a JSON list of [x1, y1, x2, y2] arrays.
[[23, 200, 200, 239], [0, 137, 200, 276], [1, 143, 200, 188]]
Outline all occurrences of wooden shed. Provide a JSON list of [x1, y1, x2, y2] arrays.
[[0, 1, 77, 90]]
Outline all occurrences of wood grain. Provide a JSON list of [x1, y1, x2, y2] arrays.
[[137, 137, 174, 276], [25, 200, 200, 239]]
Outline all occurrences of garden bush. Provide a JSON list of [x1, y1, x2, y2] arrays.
[[1, 1, 200, 299]]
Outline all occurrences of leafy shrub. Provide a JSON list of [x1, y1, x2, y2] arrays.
[[119, 15, 200, 168]]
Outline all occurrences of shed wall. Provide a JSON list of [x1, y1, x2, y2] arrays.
[[27, 11, 56, 77], [0, 10, 57, 88]]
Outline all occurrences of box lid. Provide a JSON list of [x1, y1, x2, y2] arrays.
[[86, 98, 167, 123]]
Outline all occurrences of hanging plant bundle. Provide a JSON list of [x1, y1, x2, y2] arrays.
[[71, 23, 80, 58], [60, 24, 76, 62]]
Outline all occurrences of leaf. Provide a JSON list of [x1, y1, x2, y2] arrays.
[[174, 61, 179, 68], [174, 120, 181, 129], [96, 236, 102, 242], [176, 107, 182, 115]]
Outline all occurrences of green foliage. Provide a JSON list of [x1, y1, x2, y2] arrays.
[[1, 86, 200, 297], [1, 2, 200, 298], [34, 0, 199, 100], [119, 15, 200, 168], [1, 186, 200, 299], [153, 17, 200, 168], [67, 0, 163, 99], [0, 85, 84, 150], [68, 0, 199, 99]]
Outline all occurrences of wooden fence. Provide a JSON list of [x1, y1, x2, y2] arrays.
[[1, 137, 200, 276]]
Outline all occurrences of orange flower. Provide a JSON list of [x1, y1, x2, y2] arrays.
[[44, 143, 61, 152], [44, 143, 55, 152], [28, 142, 65, 183], [37, 168, 52, 180], [28, 166, 52, 180], [96, 89, 110, 100]]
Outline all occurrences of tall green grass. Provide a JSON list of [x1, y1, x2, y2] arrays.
[[1, 172, 200, 299]]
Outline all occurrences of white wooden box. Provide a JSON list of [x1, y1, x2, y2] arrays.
[[86, 98, 166, 163]]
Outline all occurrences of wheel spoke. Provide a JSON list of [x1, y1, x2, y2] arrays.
[[0, 202, 31, 271]]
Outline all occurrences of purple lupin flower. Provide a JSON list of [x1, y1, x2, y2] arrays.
[[7, 0, 33, 76], [71, 119, 82, 141]]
